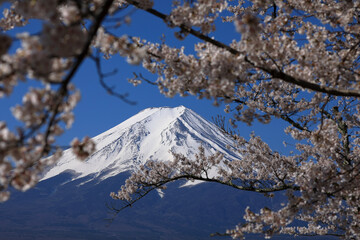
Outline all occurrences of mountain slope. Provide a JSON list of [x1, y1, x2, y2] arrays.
[[42, 106, 240, 183]]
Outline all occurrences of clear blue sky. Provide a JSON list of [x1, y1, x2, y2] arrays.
[[0, 2, 292, 153]]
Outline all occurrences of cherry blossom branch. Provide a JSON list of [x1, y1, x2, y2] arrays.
[[111, 146, 300, 214], [128, 1, 360, 98], [60, 0, 116, 92], [231, 98, 310, 132], [111, 172, 299, 215], [255, 64, 360, 97], [127, 0, 238, 54], [42, 0, 115, 154]]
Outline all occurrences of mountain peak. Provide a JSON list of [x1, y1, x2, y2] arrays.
[[41, 106, 238, 183], [143, 105, 186, 111]]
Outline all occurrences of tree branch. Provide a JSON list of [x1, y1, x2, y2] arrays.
[[90, 53, 137, 105], [43, 0, 115, 153], [112, 172, 299, 215], [128, 1, 360, 98]]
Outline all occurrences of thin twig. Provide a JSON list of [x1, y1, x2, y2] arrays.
[[90, 53, 137, 105]]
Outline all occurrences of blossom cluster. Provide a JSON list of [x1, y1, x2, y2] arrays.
[[71, 136, 96, 160], [92, 28, 148, 64], [169, 0, 228, 35]]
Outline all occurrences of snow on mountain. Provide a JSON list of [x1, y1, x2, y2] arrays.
[[41, 106, 240, 183]]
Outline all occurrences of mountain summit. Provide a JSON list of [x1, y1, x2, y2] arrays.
[[42, 106, 239, 183]]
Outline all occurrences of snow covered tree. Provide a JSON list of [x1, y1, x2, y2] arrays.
[[1, 0, 360, 238]]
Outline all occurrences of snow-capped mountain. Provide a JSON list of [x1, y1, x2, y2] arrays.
[[42, 106, 240, 183]]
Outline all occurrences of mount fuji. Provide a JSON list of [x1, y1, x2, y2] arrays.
[[41, 106, 240, 184], [0, 106, 286, 240]]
